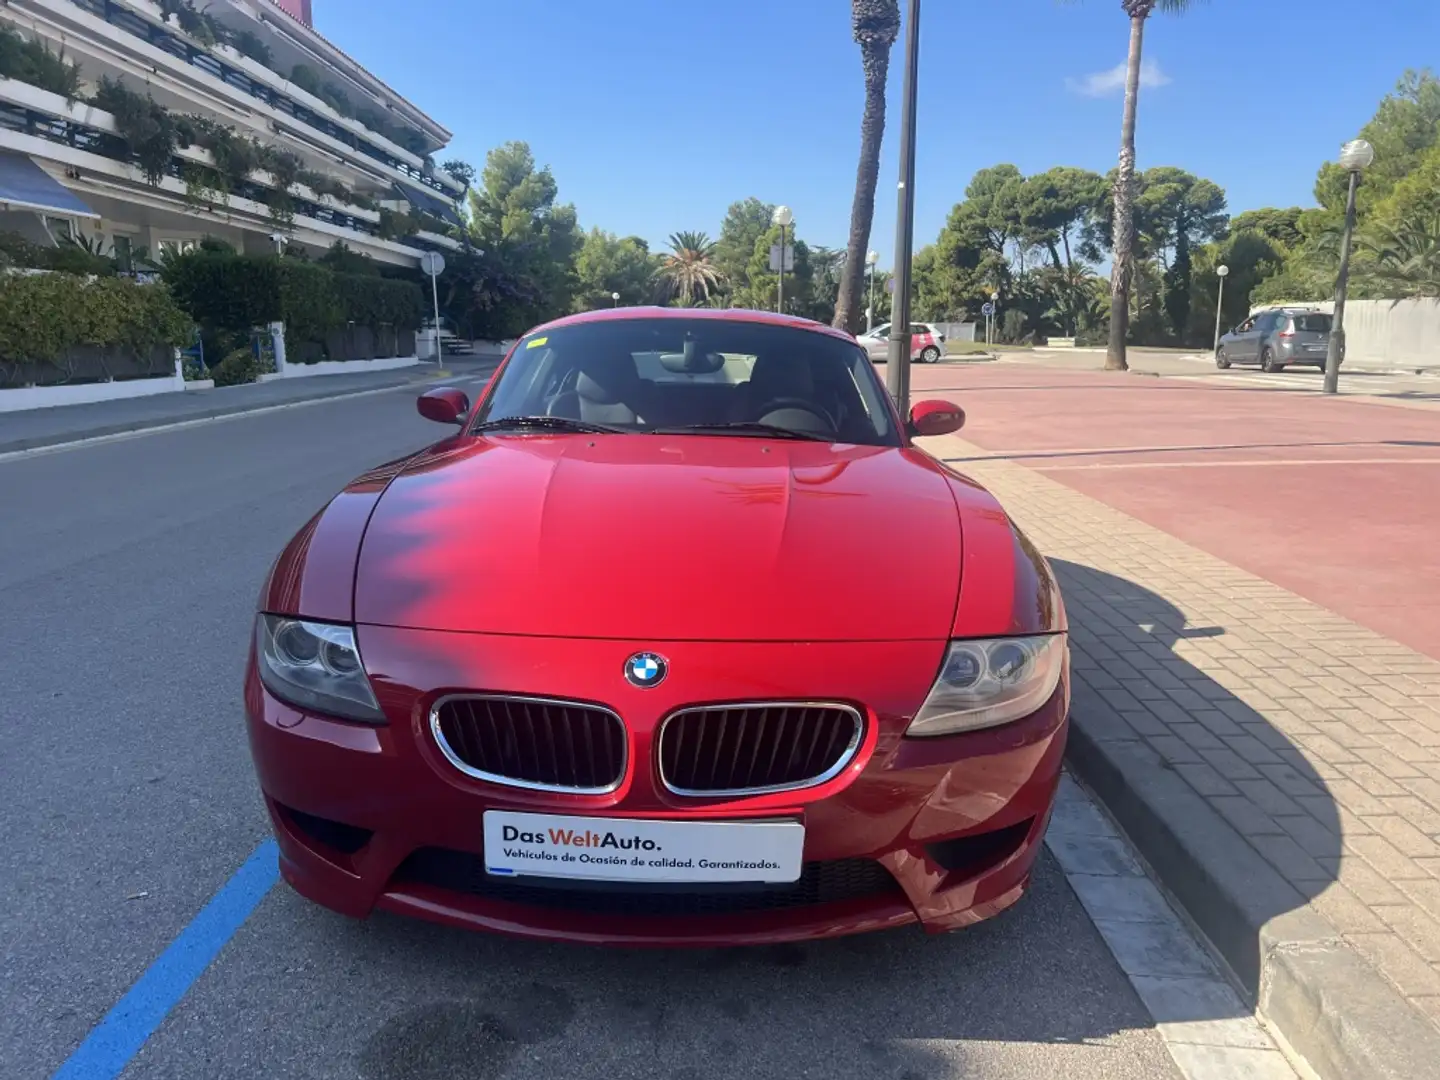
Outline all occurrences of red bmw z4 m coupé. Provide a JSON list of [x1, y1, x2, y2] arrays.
[[244, 307, 1069, 945]]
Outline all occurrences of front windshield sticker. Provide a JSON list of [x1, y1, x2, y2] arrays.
[[526, 337, 548, 349]]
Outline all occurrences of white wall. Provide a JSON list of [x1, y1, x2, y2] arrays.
[[1252, 297, 1440, 372]]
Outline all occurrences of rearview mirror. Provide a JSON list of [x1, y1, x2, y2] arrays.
[[908, 399, 965, 438], [417, 386, 469, 425]]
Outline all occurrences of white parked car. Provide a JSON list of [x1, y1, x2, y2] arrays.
[[857, 323, 946, 363]]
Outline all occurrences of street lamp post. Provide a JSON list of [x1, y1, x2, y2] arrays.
[[1213, 264, 1230, 355], [772, 205, 793, 314], [886, 0, 921, 416], [1325, 139, 1374, 395], [866, 250, 879, 333]]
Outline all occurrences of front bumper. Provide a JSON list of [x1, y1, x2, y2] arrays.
[[245, 626, 1069, 945]]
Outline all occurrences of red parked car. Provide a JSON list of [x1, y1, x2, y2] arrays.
[[245, 307, 1069, 946]]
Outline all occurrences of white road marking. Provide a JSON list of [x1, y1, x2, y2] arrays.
[[1035, 457, 1440, 472], [1049, 773, 1305, 1079]]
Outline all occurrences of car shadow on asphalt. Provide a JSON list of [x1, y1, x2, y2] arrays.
[[313, 847, 1175, 1080], [1045, 559, 1342, 1005]]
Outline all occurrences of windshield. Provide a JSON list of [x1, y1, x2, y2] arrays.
[[472, 317, 899, 445]]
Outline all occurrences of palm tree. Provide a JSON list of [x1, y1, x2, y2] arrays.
[[1103, 0, 1196, 371], [1365, 211, 1440, 298], [833, 0, 901, 333], [658, 231, 724, 306]]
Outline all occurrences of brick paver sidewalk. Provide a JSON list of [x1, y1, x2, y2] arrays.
[[922, 432, 1440, 1028]]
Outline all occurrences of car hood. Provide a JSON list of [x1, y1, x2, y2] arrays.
[[353, 435, 962, 642]]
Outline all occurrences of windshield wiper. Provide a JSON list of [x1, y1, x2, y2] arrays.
[[470, 415, 627, 435], [652, 421, 829, 442]]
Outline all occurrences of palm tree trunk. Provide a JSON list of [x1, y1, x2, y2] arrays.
[[1107, 13, 1147, 372], [834, 46, 893, 333]]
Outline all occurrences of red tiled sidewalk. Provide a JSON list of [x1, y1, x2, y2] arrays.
[[915, 383, 1440, 1066], [912, 363, 1440, 660]]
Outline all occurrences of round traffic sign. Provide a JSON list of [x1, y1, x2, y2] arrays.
[[981, 301, 995, 316], [420, 251, 446, 277]]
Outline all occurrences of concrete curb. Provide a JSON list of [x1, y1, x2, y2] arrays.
[[1065, 707, 1440, 1080]]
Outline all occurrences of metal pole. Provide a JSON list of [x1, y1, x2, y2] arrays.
[[430, 270, 441, 364], [777, 223, 786, 314], [1324, 170, 1359, 395], [886, 0, 920, 417], [1213, 276, 1225, 355], [867, 265, 875, 333]]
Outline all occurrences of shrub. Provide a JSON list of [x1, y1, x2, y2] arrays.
[[230, 30, 272, 68], [209, 346, 265, 386], [161, 247, 281, 332], [94, 77, 179, 184], [161, 248, 423, 362], [289, 64, 322, 97], [0, 25, 82, 100], [0, 272, 191, 364], [0, 231, 116, 276]]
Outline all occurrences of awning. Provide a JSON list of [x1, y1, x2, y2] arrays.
[[0, 152, 99, 219], [391, 181, 463, 229]]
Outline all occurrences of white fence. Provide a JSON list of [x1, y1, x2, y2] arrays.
[[1252, 297, 1440, 372]]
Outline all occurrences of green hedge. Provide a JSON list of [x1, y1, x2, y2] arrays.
[[0, 272, 191, 363], [160, 249, 424, 360]]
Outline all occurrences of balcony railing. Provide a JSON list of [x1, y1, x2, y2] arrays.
[[66, 0, 457, 201], [0, 96, 432, 246]]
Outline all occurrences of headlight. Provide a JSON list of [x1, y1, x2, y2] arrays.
[[256, 615, 385, 723], [905, 634, 1066, 737]]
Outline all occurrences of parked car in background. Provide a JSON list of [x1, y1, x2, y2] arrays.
[[859, 322, 945, 364], [1216, 308, 1338, 372]]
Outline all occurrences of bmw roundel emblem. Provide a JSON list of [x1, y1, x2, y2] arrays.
[[625, 652, 668, 688]]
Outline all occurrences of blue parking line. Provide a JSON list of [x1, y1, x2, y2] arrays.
[[50, 840, 279, 1080]]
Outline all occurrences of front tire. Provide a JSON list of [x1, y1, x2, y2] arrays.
[[1216, 347, 1231, 369], [920, 345, 941, 363], [1260, 347, 1284, 373]]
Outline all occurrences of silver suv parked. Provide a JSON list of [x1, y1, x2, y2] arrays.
[[1217, 308, 1338, 372]]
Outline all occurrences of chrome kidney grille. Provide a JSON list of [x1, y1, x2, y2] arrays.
[[430, 694, 627, 794], [658, 703, 863, 797]]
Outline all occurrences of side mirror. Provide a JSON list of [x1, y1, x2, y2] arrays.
[[908, 399, 965, 438], [417, 386, 469, 425]]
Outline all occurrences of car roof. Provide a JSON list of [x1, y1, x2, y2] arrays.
[[520, 306, 860, 344]]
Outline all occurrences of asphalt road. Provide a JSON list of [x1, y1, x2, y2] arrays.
[[1, 383, 1185, 1080]]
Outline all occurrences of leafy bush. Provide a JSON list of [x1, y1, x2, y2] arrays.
[[230, 30, 272, 68], [94, 78, 180, 184], [318, 242, 379, 277], [161, 247, 281, 333], [0, 231, 116, 276], [1074, 326, 1110, 348], [0, 273, 191, 364], [161, 249, 423, 362], [289, 64, 322, 97], [0, 25, 82, 101], [209, 346, 265, 386]]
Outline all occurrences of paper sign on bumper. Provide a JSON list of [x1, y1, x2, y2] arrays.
[[483, 811, 805, 884]]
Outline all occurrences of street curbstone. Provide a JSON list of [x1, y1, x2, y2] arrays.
[[1066, 705, 1440, 1080]]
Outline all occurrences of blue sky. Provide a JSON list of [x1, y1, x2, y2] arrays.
[[319, 0, 1438, 268]]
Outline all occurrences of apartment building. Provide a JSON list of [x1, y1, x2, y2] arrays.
[[0, 0, 464, 268]]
